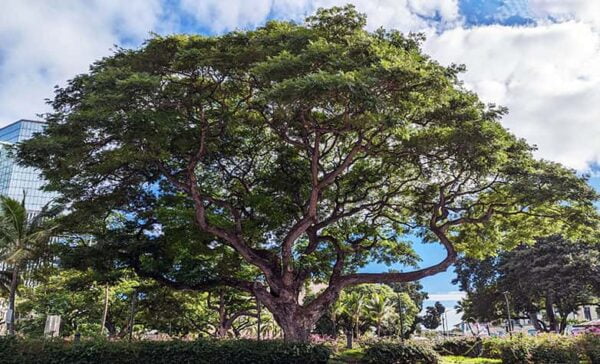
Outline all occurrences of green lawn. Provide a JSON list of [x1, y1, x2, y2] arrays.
[[329, 347, 365, 363], [329, 348, 502, 364], [440, 356, 502, 364]]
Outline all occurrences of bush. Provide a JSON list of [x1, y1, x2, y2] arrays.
[[433, 338, 483, 358], [480, 337, 503, 359], [495, 334, 588, 364], [530, 334, 580, 364], [0, 337, 331, 364], [576, 333, 600, 364], [495, 335, 533, 364], [362, 341, 439, 364]]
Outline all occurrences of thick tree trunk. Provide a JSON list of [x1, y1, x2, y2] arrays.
[[331, 312, 337, 339], [545, 293, 558, 333], [346, 328, 353, 349], [255, 286, 325, 342], [559, 316, 568, 334], [268, 302, 316, 341], [7, 267, 19, 335], [275, 313, 313, 342], [527, 311, 543, 332]]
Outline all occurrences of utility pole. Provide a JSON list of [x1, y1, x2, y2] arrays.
[[440, 312, 445, 336], [503, 291, 512, 337], [256, 297, 261, 341], [445, 311, 449, 336]]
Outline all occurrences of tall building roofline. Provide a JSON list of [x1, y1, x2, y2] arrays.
[[0, 119, 46, 132]]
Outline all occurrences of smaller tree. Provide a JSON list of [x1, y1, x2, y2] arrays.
[[205, 288, 258, 338], [394, 292, 419, 339], [386, 278, 428, 338], [0, 196, 57, 335], [365, 292, 395, 337], [341, 291, 364, 342], [453, 236, 600, 333], [422, 301, 445, 330]]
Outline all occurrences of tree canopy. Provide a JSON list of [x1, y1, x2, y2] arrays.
[[17, 5, 598, 341]]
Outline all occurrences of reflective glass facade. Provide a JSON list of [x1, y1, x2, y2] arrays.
[[0, 120, 58, 212]]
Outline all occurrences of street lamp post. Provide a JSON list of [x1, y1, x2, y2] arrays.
[[503, 291, 512, 337]]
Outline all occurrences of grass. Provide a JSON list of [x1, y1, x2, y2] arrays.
[[441, 356, 502, 364], [328, 347, 365, 363]]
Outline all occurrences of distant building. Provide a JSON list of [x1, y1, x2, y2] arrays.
[[0, 119, 57, 212], [0, 120, 58, 333], [573, 305, 600, 322]]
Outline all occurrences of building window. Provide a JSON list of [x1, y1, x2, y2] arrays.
[[584, 306, 592, 321]]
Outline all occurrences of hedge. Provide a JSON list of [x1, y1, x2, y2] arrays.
[[434, 333, 600, 364], [577, 333, 600, 364], [362, 341, 439, 364], [0, 337, 331, 364], [433, 337, 484, 358]]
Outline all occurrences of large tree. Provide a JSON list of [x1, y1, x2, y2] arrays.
[[17, 5, 598, 341]]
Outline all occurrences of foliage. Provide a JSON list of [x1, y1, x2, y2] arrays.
[[436, 334, 597, 363], [422, 302, 446, 330], [576, 333, 600, 364], [313, 283, 420, 340], [480, 337, 503, 359], [434, 337, 484, 358], [386, 279, 429, 338], [453, 236, 600, 333], [16, 267, 268, 339], [16, 3, 599, 340], [495, 335, 533, 364], [362, 341, 440, 364], [487, 334, 594, 364], [0, 337, 331, 364], [0, 195, 58, 334], [528, 334, 580, 364]]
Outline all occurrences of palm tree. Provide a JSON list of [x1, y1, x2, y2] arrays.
[[330, 296, 344, 338], [341, 291, 365, 341], [366, 292, 395, 337], [0, 196, 57, 335]]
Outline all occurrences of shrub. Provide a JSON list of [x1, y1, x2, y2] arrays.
[[529, 334, 579, 364], [0, 337, 331, 364], [480, 337, 503, 359], [362, 341, 439, 364], [497, 335, 533, 364], [576, 333, 600, 364], [433, 337, 483, 357]]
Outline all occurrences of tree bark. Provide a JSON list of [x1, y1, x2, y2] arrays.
[[545, 293, 558, 333], [527, 311, 543, 332], [7, 266, 19, 335], [277, 316, 312, 342]]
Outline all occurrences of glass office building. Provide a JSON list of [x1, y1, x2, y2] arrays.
[[0, 119, 57, 212]]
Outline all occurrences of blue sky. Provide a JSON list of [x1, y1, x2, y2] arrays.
[[2, 0, 599, 327]]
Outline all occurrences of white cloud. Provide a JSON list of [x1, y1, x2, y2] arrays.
[[424, 21, 600, 170], [179, 0, 461, 33], [425, 291, 466, 302], [530, 0, 600, 28], [0, 0, 167, 125]]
